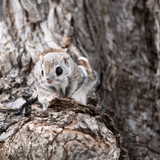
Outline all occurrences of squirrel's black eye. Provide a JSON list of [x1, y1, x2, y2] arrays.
[[56, 67, 63, 76], [41, 70, 44, 76]]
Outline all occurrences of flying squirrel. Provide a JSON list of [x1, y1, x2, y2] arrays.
[[34, 48, 97, 109]]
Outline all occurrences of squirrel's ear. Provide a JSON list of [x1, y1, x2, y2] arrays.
[[40, 55, 44, 63], [40, 55, 43, 60], [63, 54, 70, 66]]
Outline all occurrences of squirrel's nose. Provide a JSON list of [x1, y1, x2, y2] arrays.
[[47, 78, 52, 84]]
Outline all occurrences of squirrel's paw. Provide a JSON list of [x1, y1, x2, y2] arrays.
[[78, 57, 94, 79]]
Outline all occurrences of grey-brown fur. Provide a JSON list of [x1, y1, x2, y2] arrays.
[[34, 50, 97, 109]]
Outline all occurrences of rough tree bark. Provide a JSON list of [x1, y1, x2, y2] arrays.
[[0, 98, 127, 160], [0, 0, 160, 160]]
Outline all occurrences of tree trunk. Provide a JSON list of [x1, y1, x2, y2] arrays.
[[0, 98, 126, 160], [0, 0, 160, 159]]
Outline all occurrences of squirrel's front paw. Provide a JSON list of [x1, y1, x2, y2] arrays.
[[78, 57, 88, 67], [48, 93, 60, 104], [78, 57, 95, 80]]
